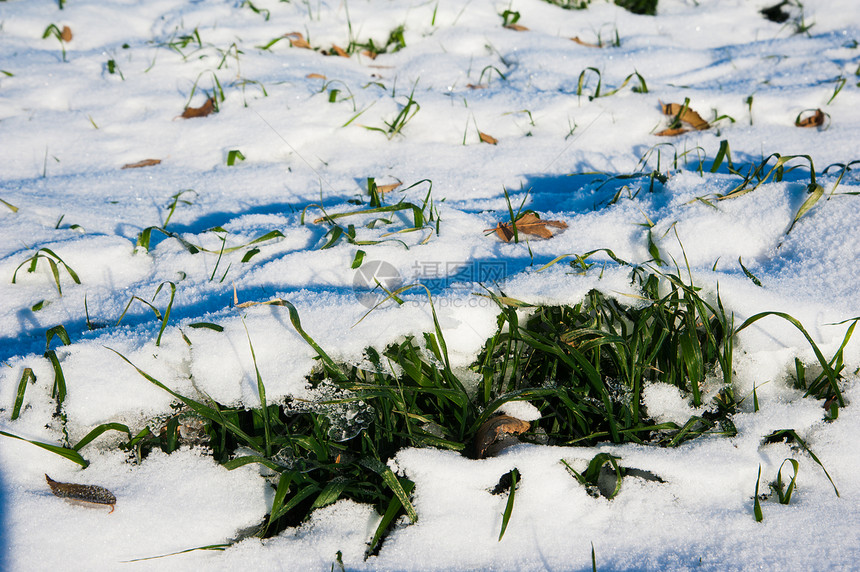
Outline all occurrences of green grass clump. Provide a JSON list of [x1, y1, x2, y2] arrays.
[[542, 0, 658, 16], [5, 263, 854, 557], [12, 247, 81, 295]]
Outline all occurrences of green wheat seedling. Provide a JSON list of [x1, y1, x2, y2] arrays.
[[736, 312, 860, 410], [162, 27, 203, 60], [478, 65, 507, 86], [135, 225, 284, 260], [226, 150, 245, 166], [42, 24, 69, 62], [186, 73, 224, 111], [163, 189, 197, 227], [12, 248, 81, 295], [349, 25, 407, 57], [1, 198, 19, 212], [541, 0, 657, 14], [561, 453, 623, 498], [242, 0, 270, 20], [762, 429, 839, 497], [115, 281, 176, 346], [497, 468, 519, 541], [302, 179, 440, 249], [365, 82, 420, 139], [576, 68, 648, 100], [770, 458, 799, 504]]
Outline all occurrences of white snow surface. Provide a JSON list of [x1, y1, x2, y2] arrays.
[[2, 0, 860, 569]]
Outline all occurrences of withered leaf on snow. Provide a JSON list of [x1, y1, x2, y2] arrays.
[[121, 158, 161, 169], [467, 83, 488, 90], [61, 26, 73, 42], [505, 24, 530, 31], [376, 182, 402, 195], [306, 73, 327, 79], [475, 415, 531, 459], [181, 97, 216, 119], [657, 101, 709, 136], [479, 131, 499, 145], [654, 126, 689, 137], [46, 474, 116, 512], [285, 32, 312, 49], [571, 36, 601, 48], [796, 108, 826, 128], [327, 45, 349, 57], [487, 212, 567, 242]]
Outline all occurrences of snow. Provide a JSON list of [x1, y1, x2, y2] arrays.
[[2, 0, 860, 569]]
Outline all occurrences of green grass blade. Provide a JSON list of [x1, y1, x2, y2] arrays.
[[738, 257, 763, 287], [735, 312, 844, 407], [360, 456, 417, 523], [73, 422, 132, 451], [786, 183, 824, 235], [108, 348, 265, 453], [0, 430, 88, 467], [753, 465, 763, 522], [498, 468, 518, 541], [11, 367, 36, 420], [243, 323, 271, 457], [153, 281, 176, 347]]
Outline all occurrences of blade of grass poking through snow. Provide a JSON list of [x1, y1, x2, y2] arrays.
[[243, 323, 271, 457], [251, 298, 346, 381], [1, 198, 18, 212], [498, 469, 519, 541], [785, 183, 824, 235], [754, 465, 764, 522], [368, 478, 415, 556], [359, 455, 418, 523], [773, 458, 799, 504], [764, 429, 839, 497], [72, 422, 132, 451], [107, 348, 264, 453], [11, 368, 36, 420], [536, 248, 630, 272], [153, 281, 176, 346], [12, 248, 81, 295], [262, 470, 294, 536], [0, 431, 88, 467], [735, 312, 844, 407], [738, 257, 763, 286], [122, 544, 232, 563]]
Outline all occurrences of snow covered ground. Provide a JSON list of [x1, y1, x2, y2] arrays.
[[1, 0, 860, 569]]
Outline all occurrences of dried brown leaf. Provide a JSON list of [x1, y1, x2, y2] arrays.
[[377, 182, 402, 195], [466, 83, 488, 90], [306, 73, 327, 79], [479, 131, 498, 145], [181, 97, 215, 119], [46, 474, 116, 512], [661, 102, 709, 130], [330, 45, 349, 57], [361, 50, 378, 60], [475, 415, 530, 459], [571, 36, 601, 48], [121, 159, 161, 169], [285, 32, 312, 49], [61, 26, 73, 43], [487, 212, 567, 241], [654, 127, 690, 137], [505, 24, 530, 31], [796, 108, 825, 128]]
